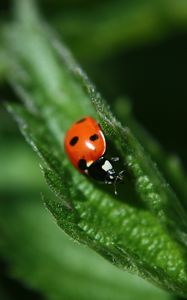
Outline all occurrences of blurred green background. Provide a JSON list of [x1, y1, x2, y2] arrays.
[[0, 0, 187, 299]]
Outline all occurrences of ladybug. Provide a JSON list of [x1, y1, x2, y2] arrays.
[[64, 116, 124, 195]]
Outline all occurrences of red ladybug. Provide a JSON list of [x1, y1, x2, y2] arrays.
[[64, 116, 124, 194]]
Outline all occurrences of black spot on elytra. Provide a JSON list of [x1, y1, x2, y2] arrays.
[[70, 136, 79, 146], [76, 118, 86, 124], [78, 159, 87, 170], [90, 134, 99, 141]]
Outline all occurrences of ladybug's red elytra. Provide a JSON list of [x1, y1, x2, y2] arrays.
[[64, 116, 124, 195]]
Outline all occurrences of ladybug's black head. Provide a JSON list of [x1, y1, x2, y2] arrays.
[[87, 156, 125, 195]]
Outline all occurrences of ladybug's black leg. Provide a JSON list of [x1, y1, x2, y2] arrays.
[[113, 176, 119, 195], [118, 170, 125, 177], [113, 170, 125, 195], [116, 170, 125, 182], [110, 157, 120, 162], [78, 159, 88, 171]]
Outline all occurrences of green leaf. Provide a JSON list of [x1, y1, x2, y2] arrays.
[[0, 196, 172, 300], [2, 0, 187, 296], [114, 97, 187, 212], [0, 133, 171, 300]]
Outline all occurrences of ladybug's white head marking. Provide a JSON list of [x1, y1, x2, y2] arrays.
[[87, 160, 93, 167], [102, 160, 113, 172]]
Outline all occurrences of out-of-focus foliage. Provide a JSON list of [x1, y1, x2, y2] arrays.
[[39, 0, 187, 61]]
